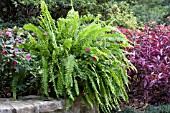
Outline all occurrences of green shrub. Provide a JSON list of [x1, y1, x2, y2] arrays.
[[2, 0, 169, 29], [129, 0, 170, 25], [106, 1, 137, 29], [0, 0, 138, 29], [0, 27, 39, 99], [0, 0, 39, 29], [72, 0, 138, 29], [23, 1, 135, 112]]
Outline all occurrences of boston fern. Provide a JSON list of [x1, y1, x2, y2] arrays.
[[23, 1, 135, 112]]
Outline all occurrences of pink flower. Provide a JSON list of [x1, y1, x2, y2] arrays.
[[85, 48, 90, 52], [17, 40, 24, 43], [0, 31, 2, 35], [2, 50, 7, 55], [15, 49, 21, 54], [5, 28, 10, 32], [13, 61, 17, 65], [26, 55, 31, 60], [6, 31, 12, 37]]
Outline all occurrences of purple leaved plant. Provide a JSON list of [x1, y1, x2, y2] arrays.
[[120, 25, 170, 105]]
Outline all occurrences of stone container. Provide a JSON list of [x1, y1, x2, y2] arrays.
[[0, 95, 98, 113]]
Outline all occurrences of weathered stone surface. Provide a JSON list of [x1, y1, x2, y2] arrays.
[[0, 102, 15, 113], [0, 96, 98, 113], [34, 100, 63, 112], [19, 95, 40, 100], [10, 101, 35, 113], [52, 100, 64, 110], [26, 100, 63, 113], [0, 98, 13, 101], [63, 98, 98, 113]]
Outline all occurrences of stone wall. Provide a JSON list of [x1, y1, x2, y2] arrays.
[[0, 95, 98, 113]]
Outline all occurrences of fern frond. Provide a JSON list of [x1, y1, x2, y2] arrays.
[[66, 8, 79, 38], [103, 72, 116, 96], [100, 78, 109, 106], [87, 73, 102, 105], [42, 56, 49, 97], [40, 1, 57, 48], [50, 50, 58, 97], [108, 68, 121, 86], [73, 77, 79, 96], [64, 54, 75, 88], [73, 23, 100, 45], [66, 98, 74, 110], [63, 38, 72, 50], [40, 1, 57, 31], [24, 24, 44, 39], [88, 63, 100, 90], [56, 62, 64, 95], [12, 74, 19, 100], [67, 88, 74, 101], [85, 80, 94, 108]]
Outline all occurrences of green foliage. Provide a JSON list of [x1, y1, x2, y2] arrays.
[[0, 27, 38, 99], [23, 1, 135, 112], [72, 0, 138, 28], [118, 107, 142, 113], [119, 104, 170, 113], [0, 18, 26, 30], [106, 1, 137, 29], [0, 0, 138, 30], [128, 0, 170, 25], [1, 0, 169, 30], [145, 104, 170, 113]]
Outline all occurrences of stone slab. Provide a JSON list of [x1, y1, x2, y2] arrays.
[[0, 96, 98, 113], [19, 95, 41, 100], [0, 102, 15, 113], [31, 100, 63, 112], [10, 101, 35, 113]]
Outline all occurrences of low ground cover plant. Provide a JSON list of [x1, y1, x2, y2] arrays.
[[119, 104, 170, 113], [120, 25, 170, 105]]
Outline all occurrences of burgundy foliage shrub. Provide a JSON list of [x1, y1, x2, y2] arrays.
[[120, 25, 170, 105]]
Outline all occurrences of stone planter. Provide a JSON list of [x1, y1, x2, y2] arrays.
[[0, 95, 98, 113], [63, 97, 98, 113]]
